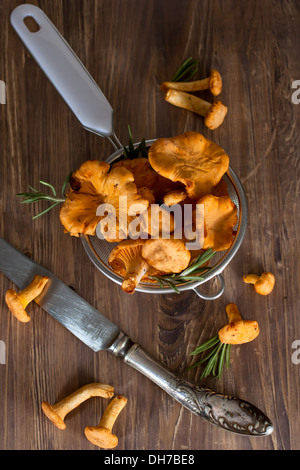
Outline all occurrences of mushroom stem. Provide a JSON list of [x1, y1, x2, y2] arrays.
[[16, 275, 49, 307], [164, 89, 227, 130], [161, 70, 222, 96], [5, 275, 49, 322], [165, 88, 210, 115], [225, 303, 242, 323], [41, 383, 114, 430], [84, 395, 128, 449], [122, 259, 149, 294], [242, 274, 260, 285], [99, 395, 127, 430]]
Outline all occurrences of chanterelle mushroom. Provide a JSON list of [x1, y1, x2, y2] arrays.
[[142, 238, 191, 274], [112, 157, 158, 189], [60, 160, 149, 241], [163, 189, 187, 206], [218, 303, 260, 345], [5, 275, 49, 323], [148, 132, 229, 200], [161, 69, 222, 96], [108, 239, 151, 294], [84, 395, 127, 449], [42, 383, 114, 430], [243, 272, 275, 295], [163, 89, 227, 130], [195, 194, 237, 251]]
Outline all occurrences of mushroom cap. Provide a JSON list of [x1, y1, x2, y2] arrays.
[[5, 289, 31, 322], [148, 132, 229, 200], [60, 191, 103, 237], [108, 239, 150, 293], [204, 101, 228, 130], [84, 426, 118, 449], [60, 160, 149, 240], [163, 189, 187, 206], [254, 272, 275, 295], [208, 70, 222, 96], [112, 157, 158, 189], [243, 272, 275, 295], [41, 401, 66, 430], [196, 194, 237, 251], [218, 320, 260, 345], [137, 186, 156, 205], [142, 238, 191, 274], [108, 239, 147, 275]]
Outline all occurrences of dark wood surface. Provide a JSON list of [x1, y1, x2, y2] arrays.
[[1, 0, 300, 451]]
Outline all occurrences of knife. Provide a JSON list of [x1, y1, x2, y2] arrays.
[[0, 237, 273, 436]]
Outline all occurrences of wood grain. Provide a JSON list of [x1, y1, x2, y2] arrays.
[[1, 0, 300, 450]]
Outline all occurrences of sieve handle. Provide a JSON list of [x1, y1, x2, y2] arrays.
[[10, 4, 114, 139], [193, 273, 225, 300], [122, 343, 273, 436]]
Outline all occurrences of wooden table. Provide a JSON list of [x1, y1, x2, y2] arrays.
[[1, 0, 300, 451]]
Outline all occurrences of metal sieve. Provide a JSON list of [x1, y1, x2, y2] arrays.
[[11, 4, 248, 300], [81, 141, 248, 300]]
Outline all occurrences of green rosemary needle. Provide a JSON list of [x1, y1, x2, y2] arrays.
[[123, 125, 147, 159], [149, 248, 215, 293], [171, 57, 198, 82], [187, 334, 231, 380], [16, 171, 72, 219]]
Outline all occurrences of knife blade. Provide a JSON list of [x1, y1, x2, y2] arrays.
[[0, 237, 274, 436]]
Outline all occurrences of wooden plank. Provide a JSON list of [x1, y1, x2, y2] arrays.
[[0, 0, 299, 450]]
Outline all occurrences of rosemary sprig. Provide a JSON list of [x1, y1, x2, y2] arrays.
[[187, 335, 231, 380], [123, 125, 147, 159], [16, 172, 72, 219], [149, 248, 215, 293], [171, 57, 198, 82]]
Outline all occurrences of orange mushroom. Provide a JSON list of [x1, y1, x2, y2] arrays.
[[112, 157, 158, 189], [243, 272, 275, 295], [108, 239, 151, 294], [42, 383, 114, 430], [59, 160, 149, 241], [148, 132, 229, 200], [5, 275, 49, 323], [189, 303, 260, 379], [218, 303, 260, 345], [141, 238, 191, 274], [195, 194, 237, 251], [161, 70, 222, 96], [163, 89, 227, 130], [84, 395, 128, 449], [163, 189, 187, 206]]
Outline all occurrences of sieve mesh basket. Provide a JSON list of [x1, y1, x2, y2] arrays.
[[81, 140, 248, 300]]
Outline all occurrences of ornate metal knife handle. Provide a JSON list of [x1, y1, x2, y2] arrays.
[[109, 335, 273, 436]]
